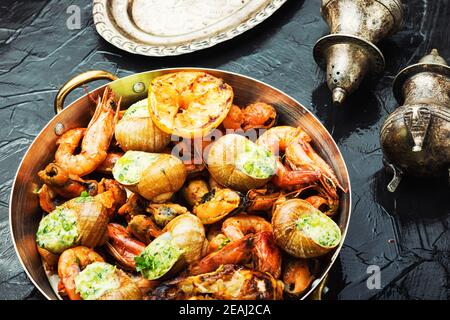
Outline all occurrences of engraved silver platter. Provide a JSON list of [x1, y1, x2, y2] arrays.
[[93, 0, 288, 56]]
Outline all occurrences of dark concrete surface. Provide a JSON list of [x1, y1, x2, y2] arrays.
[[0, 0, 448, 300]]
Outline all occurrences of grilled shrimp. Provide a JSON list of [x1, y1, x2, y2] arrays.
[[58, 246, 143, 300], [310, 189, 339, 216], [221, 214, 272, 241], [106, 223, 146, 270], [95, 151, 124, 174], [256, 126, 322, 189], [303, 183, 340, 216], [55, 87, 120, 176], [284, 128, 345, 192], [189, 231, 281, 278], [222, 102, 277, 131], [57, 246, 104, 300], [246, 188, 282, 213], [282, 258, 314, 296], [206, 233, 230, 254]]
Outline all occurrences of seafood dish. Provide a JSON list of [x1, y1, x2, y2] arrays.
[[30, 71, 347, 300]]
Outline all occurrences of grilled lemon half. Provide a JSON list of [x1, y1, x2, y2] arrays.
[[148, 71, 234, 138]]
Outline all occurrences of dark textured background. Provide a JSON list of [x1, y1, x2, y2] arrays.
[[0, 0, 449, 300]]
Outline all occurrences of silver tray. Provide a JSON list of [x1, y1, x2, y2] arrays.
[[93, 0, 287, 56]]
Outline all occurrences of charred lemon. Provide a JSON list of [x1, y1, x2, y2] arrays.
[[148, 72, 234, 138]]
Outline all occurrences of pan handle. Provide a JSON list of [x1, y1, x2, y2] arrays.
[[54, 70, 118, 114]]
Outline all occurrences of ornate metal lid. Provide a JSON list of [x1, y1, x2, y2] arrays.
[[393, 49, 450, 104], [93, 0, 287, 57], [322, 0, 404, 33]]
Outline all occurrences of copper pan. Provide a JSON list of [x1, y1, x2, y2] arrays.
[[9, 68, 351, 300]]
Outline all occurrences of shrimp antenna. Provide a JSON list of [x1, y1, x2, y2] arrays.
[[88, 87, 109, 129], [114, 96, 122, 124], [83, 85, 98, 105]]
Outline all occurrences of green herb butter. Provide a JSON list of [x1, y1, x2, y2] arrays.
[[122, 99, 149, 119], [296, 212, 341, 248], [36, 207, 79, 254], [235, 140, 276, 179], [135, 233, 183, 280], [112, 151, 160, 185], [74, 262, 120, 300], [74, 191, 93, 203]]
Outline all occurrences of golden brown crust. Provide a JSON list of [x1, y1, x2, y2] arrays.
[[149, 72, 234, 138]]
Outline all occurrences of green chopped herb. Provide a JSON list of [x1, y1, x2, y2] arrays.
[[74, 262, 120, 300], [218, 237, 231, 250], [296, 212, 341, 248], [121, 99, 149, 119], [112, 151, 159, 185], [235, 140, 276, 179], [36, 207, 79, 253], [80, 191, 89, 198], [74, 191, 93, 203], [135, 233, 183, 280]]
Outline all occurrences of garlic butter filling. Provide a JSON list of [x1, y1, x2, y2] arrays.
[[74, 262, 121, 300], [235, 140, 276, 179], [36, 207, 79, 254], [121, 99, 150, 119], [112, 151, 160, 185], [135, 232, 184, 280], [296, 212, 341, 248]]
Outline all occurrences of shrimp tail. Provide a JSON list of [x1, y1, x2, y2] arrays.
[[252, 231, 282, 279], [189, 234, 254, 275]]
